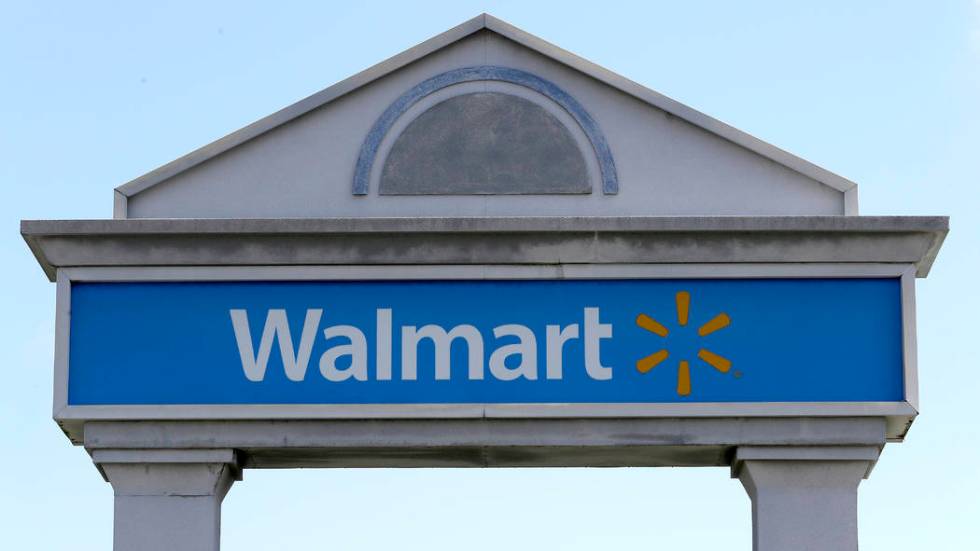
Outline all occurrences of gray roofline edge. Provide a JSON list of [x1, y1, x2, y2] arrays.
[[21, 215, 948, 282], [110, 13, 858, 216], [21, 215, 948, 235]]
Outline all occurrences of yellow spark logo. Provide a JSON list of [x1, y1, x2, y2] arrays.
[[635, 291, 732, 396]]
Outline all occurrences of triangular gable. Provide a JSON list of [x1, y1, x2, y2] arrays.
[[115, 14, 857, 218]]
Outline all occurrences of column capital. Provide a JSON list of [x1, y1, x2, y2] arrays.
[[93, 448, 241, 499], [731, 445, 880, 479], [92, 449, 241, 551]]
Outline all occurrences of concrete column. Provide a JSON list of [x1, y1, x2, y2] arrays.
[[93, 449, 240, 551], [733, 446, 880, 551]]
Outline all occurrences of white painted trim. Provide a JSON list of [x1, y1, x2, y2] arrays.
[[57, 402, 916, 422], [901, 266, 919, 412], [61, 262, 911, 282], [113, 13, 856, 209], [53, 271, 70, 418]]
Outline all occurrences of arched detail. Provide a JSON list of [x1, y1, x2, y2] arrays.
[[353, 66, 618, 195]]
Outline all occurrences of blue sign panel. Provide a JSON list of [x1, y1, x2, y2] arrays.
[[67, 279, 904, 405]]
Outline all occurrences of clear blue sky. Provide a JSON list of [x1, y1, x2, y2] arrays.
[[3, 1, 977, 549]]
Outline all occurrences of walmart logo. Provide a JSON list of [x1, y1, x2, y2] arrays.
[[635, 291, 732, 396]]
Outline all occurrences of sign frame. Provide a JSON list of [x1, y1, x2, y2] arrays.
[[52, 262, 919, 442]]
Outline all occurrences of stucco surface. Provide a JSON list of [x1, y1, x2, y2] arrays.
[[123, 31, 847, 218], [380, 92, 589, 194]]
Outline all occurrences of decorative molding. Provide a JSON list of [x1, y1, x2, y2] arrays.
[[353, 66, 619, 195]]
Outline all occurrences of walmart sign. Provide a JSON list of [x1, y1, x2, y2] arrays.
[[67, 279, 904, 405]]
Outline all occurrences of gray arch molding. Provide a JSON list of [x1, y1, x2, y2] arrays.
[[353, 66, 619, 195]]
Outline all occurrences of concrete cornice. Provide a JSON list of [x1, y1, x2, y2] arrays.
[[21, 216, 948, 282], [21, 215, 948, 235]]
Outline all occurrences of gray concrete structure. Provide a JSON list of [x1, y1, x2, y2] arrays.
[[734, 446, 879, 551], [96, 449, 239, 551], [111, 14, 857, 219], [22, 13, 947, 551]]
